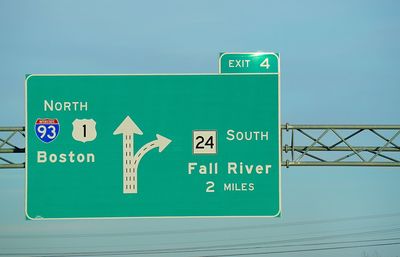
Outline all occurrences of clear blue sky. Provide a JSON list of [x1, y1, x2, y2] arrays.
[[1, 0, 400, 256]]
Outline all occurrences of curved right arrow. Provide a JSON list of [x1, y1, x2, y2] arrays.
[[132, 134, 172, 175]]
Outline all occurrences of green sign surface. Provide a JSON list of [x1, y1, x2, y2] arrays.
[[25, 74, 280, 219], [219, 52, 279, 74]]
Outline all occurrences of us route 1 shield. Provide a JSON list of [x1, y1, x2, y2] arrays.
[[25, 73, 281, 219]]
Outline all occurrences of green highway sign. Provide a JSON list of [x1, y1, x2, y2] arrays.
[[25, 74, 280, 219], [219, 52, 279, 74]]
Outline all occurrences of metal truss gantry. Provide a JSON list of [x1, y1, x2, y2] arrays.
[[1, 125, 400, 169], [281, 124, 400, 167], [0, 127, 25, 169]]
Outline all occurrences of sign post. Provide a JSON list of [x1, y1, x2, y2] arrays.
[[25, 73, 280, 219]]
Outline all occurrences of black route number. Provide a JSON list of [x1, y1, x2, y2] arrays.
[[195, 135, 215, 149]]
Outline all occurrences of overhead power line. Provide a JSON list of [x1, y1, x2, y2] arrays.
[[1, 237, 399, 257], [204, 241, 400, 257], [1, 212, 400, 240]]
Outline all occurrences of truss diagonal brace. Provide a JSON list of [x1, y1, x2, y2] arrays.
[[1, 125, 400, 169], [282, 124, 400, 167]]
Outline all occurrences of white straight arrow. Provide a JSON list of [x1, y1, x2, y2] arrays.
[[132, 134, 172, 186], [113, 116, 143, 194]]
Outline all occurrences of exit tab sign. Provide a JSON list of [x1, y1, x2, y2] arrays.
[[219, 52, 279, 74]]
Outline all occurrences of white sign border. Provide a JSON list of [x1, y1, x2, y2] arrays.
[[25, 72, 281, 220]]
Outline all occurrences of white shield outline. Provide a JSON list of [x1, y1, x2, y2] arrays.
[[72, 119, 97, 143]]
